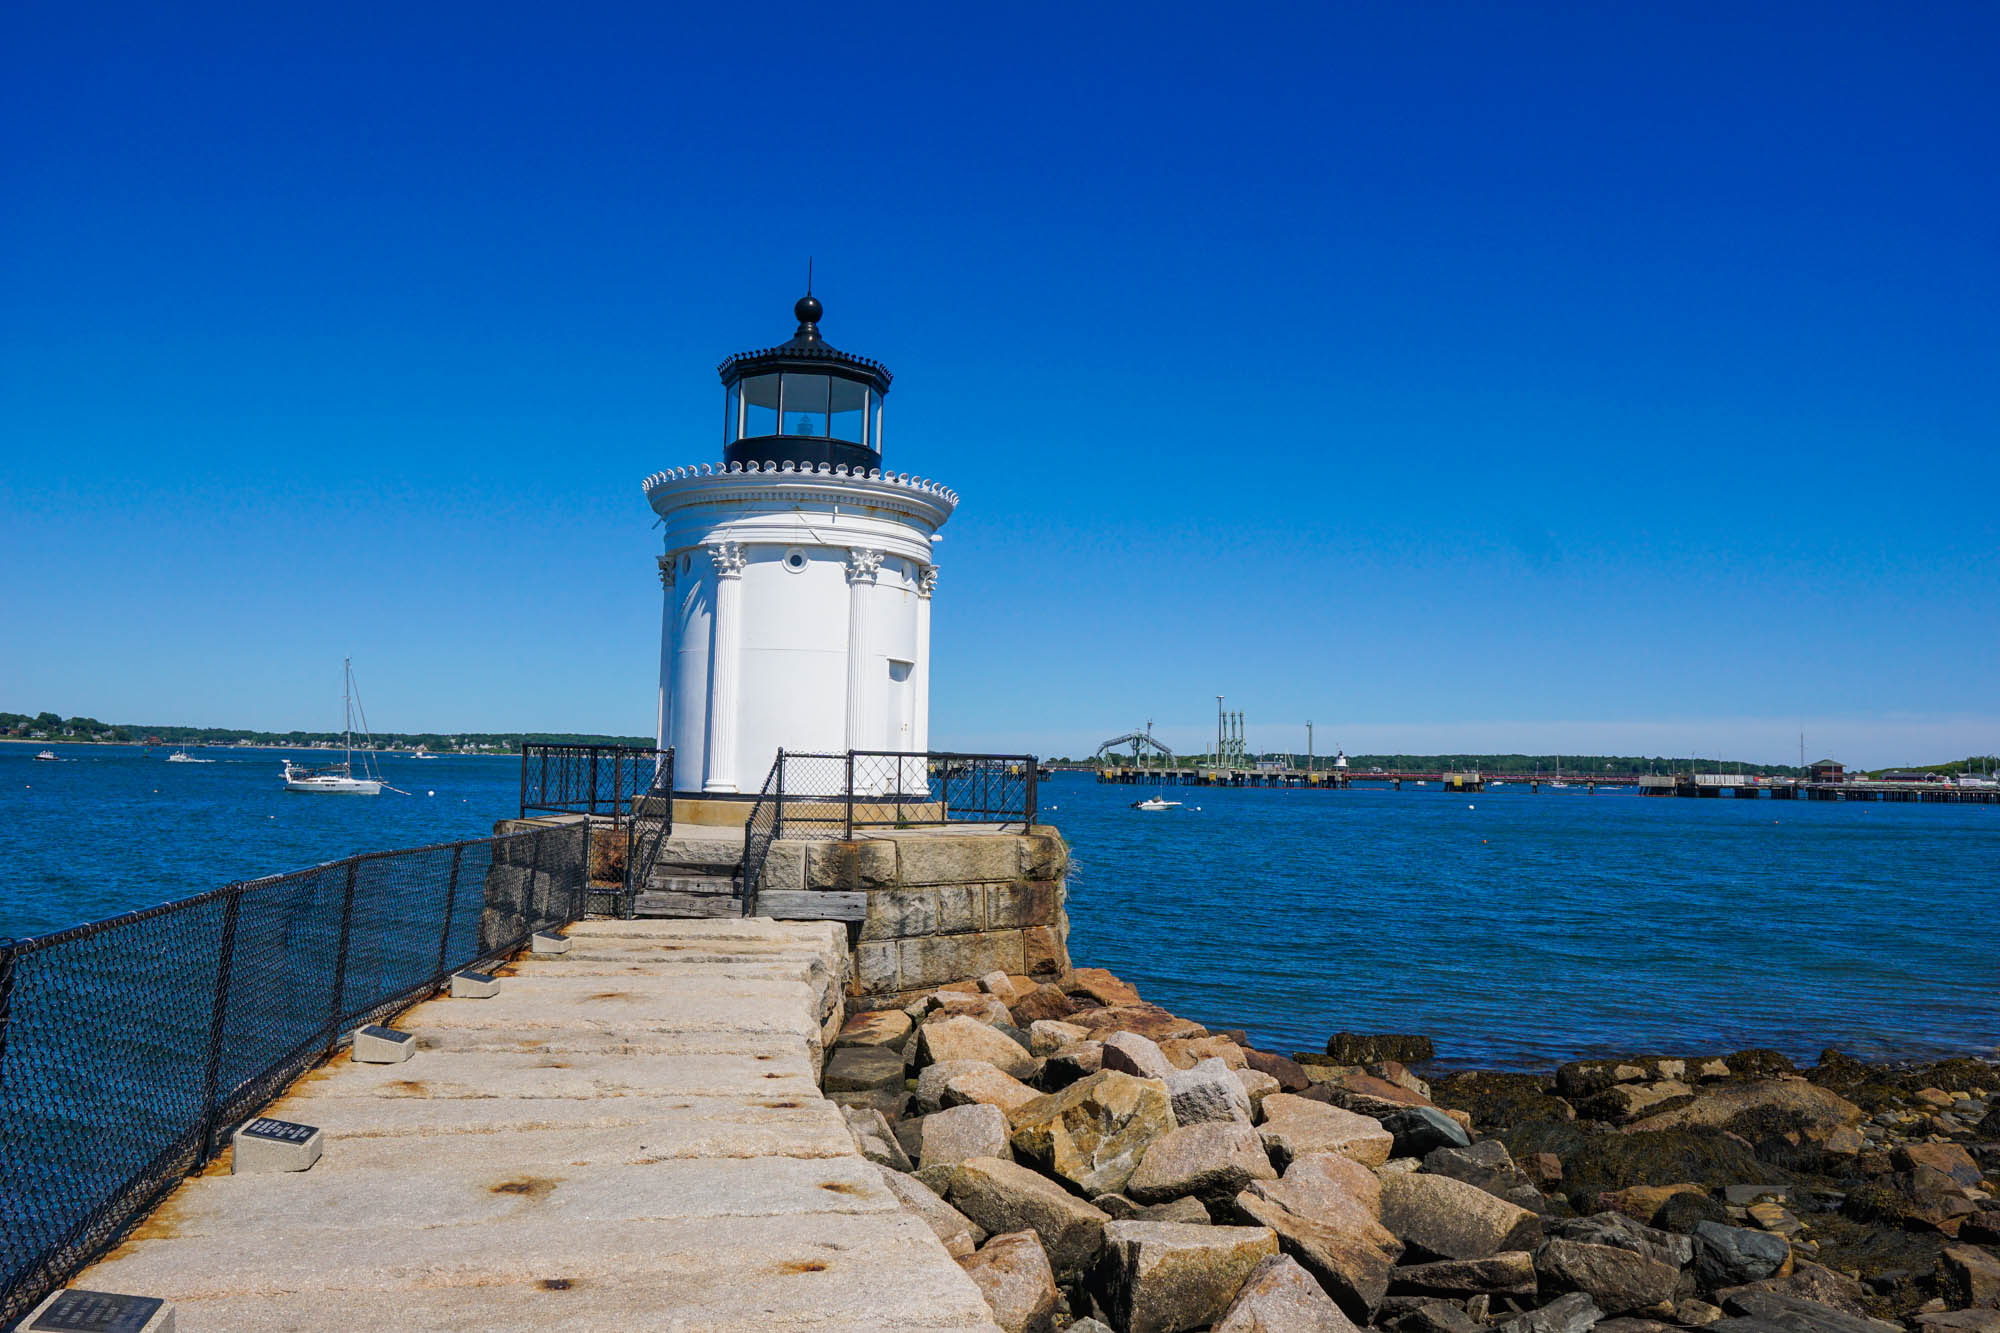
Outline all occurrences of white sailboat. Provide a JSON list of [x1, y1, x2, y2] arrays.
[[283, 659, 383, 795]]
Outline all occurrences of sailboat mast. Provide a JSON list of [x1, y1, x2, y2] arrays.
[[344, 657, 353, 767]]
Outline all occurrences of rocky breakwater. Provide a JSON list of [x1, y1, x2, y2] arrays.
[[1425, 1048, 2000, 1330], [819, 970, 2000, 1333]]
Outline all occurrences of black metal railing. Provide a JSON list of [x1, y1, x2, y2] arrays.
[[0, 822, 588, 1326], [519, 743, 667, 825], [620, 749, 677, 919], [739, 755, 785, 919], [736, 750, 1037, 907]]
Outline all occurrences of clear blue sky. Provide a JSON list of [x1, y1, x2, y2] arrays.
[[4, 2, 1995, 768]]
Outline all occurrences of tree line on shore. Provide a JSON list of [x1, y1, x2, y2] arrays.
[[0, 711, 650, 754]]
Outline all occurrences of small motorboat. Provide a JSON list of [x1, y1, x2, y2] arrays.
[[1131, 796, 1182, 811], [166, 746, 213, 763], [409, 746, 439, 760], [33, 749, 58, 762]]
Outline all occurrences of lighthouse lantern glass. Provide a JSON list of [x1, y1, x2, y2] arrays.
[[828, 378, 868, 444], [739, 373, 780, 439], [779, 373, 830, 438]]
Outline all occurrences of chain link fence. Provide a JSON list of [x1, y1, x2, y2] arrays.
[[738, 750, 1038, 911], [0, 821, 587, 1326]]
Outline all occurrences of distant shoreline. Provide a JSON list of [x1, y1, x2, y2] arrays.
[[0, 738, 505, 756]]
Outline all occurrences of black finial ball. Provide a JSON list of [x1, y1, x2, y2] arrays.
[[795, 294, 823, 325]]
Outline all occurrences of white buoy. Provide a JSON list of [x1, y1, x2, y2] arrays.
[[427, 790, 435, 796]]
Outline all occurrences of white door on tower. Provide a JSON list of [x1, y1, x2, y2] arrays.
[[887, 659, 920, 792]]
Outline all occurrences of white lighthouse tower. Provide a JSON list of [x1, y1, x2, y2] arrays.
[[643, 290, 956, 802]]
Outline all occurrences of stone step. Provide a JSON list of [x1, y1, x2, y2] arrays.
[[261, 1092, 846, 1151], [296, 1110, 855, 1169], [130, 1154, 902, 1239], [84, 1212, 1001, 1332], [293, 1048, 822, 1102], [649, 834, 747, 871]]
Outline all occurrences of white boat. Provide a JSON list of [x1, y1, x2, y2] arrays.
[[409, 746, 439, 760], [33, 749, 58, 762], [1490, 780, 1506, 788], [166, 745, 214, 764], [1132, 796, 1182, 811], [284, 659, 384, 795]]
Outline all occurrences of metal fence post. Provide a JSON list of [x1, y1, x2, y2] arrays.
[[0, 939, 17, 1093], [844, 751, 855, 840], [1027, 758, 1039, 828], [518, 747, 529, 819], [589, 748, 600, 819], [195, 890, 244, 1165], [524, 827, 546, 938], [325, 859, 359, 1055], [436, 844, 464, 982]]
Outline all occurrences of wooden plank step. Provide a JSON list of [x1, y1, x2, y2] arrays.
[[754, 890, 867, 923], [633, 890, 746, 919], [648, 874, 739, 896]]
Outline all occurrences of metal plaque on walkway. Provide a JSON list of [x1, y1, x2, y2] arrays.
[[29, 1288, 168, 1332]]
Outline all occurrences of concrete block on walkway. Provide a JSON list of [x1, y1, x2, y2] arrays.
[[231, 1119, 322, 1175], [349, 1025, 414, 1064], [450, 970, 500, 998], [530, 930, 572, 955], [17, 1288, 175, 1332]]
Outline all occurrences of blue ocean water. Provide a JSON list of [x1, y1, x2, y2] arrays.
[[3, 746, 1995, 1069], [1049, 772, 1999, 1069], [0, 743, 514, 939]]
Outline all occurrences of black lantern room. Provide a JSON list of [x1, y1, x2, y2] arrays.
[[718, 293, 891, 471]]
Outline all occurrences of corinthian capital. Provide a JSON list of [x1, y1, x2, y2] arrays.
[[918, 565, 939, 599], [845, 548, 886, 584], [708, 541, 747, 578]]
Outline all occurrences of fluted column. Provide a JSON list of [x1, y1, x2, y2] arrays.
[[655, 554, 675, 756], [844, 548, 885, 755], [704, 542, 746, 792], [914, 565, 937, 755]]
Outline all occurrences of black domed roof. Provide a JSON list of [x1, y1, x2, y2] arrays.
[[717, 293, 891, 395]]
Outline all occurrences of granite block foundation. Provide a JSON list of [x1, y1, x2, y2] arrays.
[[758, 826, 1071, 1004]]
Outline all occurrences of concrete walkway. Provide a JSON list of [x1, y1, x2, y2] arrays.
[[72, 919, 1002, 1332]]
